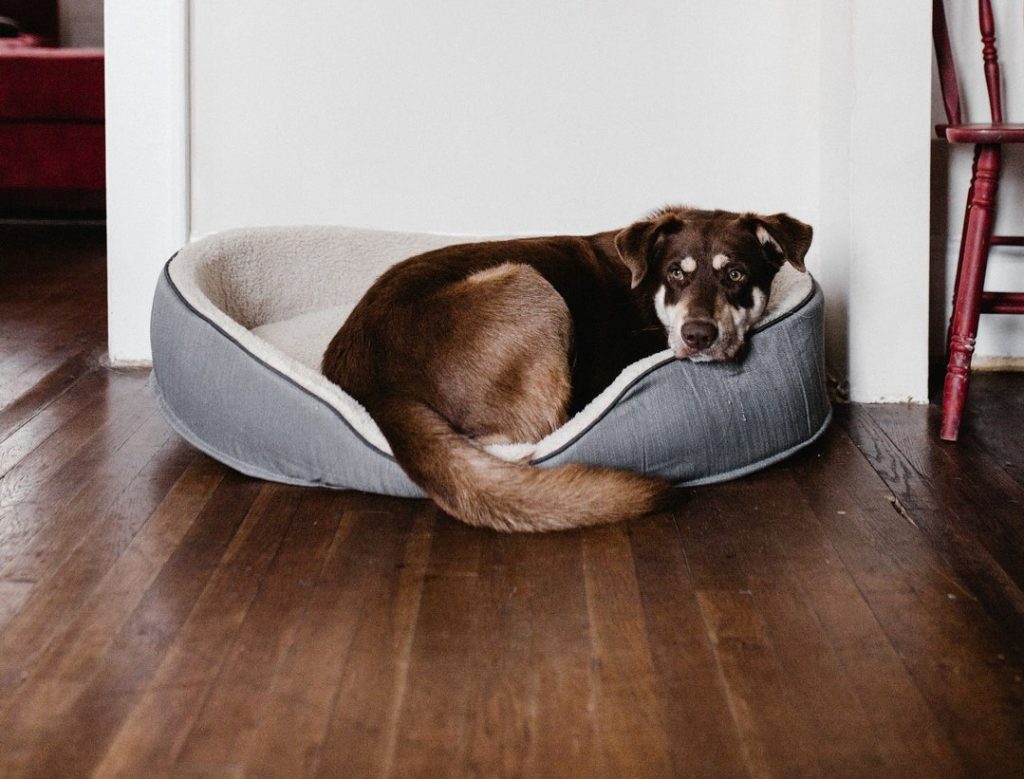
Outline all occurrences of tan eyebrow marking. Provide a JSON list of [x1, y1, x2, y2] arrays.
[[712, 253, 730, 270], [681, 257, 697, 273]]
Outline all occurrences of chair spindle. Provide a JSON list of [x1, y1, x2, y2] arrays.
[[979, 0, 1004, 123], [933, 0, 962, 125]]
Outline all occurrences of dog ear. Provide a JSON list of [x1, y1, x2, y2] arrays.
[[750, 213, 813, 272], [614, 213, 684, 288]]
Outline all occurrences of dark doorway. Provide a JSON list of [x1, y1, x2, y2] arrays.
[[0, 0, 105, 220]]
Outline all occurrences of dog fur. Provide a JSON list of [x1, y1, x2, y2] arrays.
[[321, 206, 812, 532]]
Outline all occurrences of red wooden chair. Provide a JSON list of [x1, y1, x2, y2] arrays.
[[933, 0, 1024, 441]]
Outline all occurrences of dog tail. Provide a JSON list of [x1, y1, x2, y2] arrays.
[[371, 397, 673, 532]]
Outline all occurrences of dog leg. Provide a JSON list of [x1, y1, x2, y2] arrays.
[[430, 263, 573, 445]]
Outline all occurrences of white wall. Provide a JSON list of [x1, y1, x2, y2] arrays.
[[842, 1, 932, 402], [190, 1, 820, 237], [59, 0, 103, 48], [105, 0, 189, 364], [931, 1, 1024, 366], [107, 0, 934, 402]]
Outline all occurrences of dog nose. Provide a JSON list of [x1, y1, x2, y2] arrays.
[[681, 320, 718, 350]]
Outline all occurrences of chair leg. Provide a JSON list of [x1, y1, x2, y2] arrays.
[[947, 147, 980, 348], [941, 144, 1001, 441]]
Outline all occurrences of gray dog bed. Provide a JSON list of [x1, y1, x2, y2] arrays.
[[150, 225, 831, 497]]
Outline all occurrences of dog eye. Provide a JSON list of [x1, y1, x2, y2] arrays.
[[727, 268, 745, 283], [668, 266, 685, 281]]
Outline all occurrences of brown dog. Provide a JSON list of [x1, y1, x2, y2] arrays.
[[322, 206, 812, 532]]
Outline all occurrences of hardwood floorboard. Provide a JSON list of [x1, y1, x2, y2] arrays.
[[0, 224, 106, 407], [170, 490, 343, 775], [0, 371, 153, 513], [463, 528, 598, 779], [247, 502, 425, 779], [1, 225, 1023, 777], [94, 481, 304, 777], [582, 524, 674, 776], [306, 503, 434, 779], [794, 426, 1024, 777], [0, 458, 221, 764], [839, 404, 1024, 648], [0, 368, 113, 479], [0, 332, 101, 410], [0, 384, 167, 577], [716, 478, 893, 777], [853, 403, 1024, 579], [628, 514, 751, 778], [959, 373, 1024, 489], [3, 457, 221, 710], [682, 487, 826, 778], [0, 429, 195, 693], [0, 471, 263, 779], [0, 348, 102, 442], [384, 517, 489, 778], [717, 467, 960, 777], [1, 412, 179, 585]]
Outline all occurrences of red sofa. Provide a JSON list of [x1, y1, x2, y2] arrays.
[[0, 1, 105, 214]]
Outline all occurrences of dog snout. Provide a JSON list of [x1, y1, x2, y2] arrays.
[[680, 319, 718, 351]]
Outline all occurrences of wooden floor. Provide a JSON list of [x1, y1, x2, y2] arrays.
[[1, 224, 1023, 778]]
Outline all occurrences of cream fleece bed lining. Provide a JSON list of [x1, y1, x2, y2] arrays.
[[167, 225, 815, 463]]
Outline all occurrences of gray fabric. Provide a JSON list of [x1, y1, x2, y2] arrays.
[[151, 271, 423, 496], [536, 287, 832, 483], [151, 260, 830, 495]]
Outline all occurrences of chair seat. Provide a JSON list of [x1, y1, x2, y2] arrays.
[[945, 123, 1024, 143]]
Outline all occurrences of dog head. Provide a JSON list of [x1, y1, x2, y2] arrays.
[[615, 206, 812, 361]]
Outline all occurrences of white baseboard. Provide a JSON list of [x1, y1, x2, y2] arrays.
[[104, 355, 154, 369], [972, 356, 1024, 372]]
